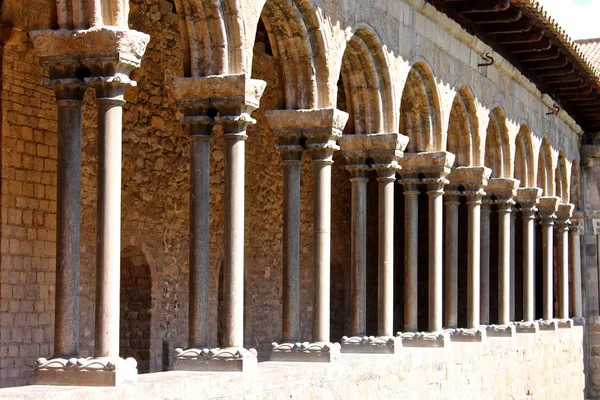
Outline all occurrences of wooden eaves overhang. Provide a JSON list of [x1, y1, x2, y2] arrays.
[[429, 0, 600, 141]]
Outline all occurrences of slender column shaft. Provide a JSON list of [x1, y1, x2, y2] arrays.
[[377, 171, 395, 336], [541, 216, 555, 320], [188, 127, 212, 348], [313, 159, 333, 342], [510, 212, 516, 320], [350, 174, 368, 336], [571, 222, 583, 318], [497, 204, 512, 325], [444, 195, 459, 329], [480, 202, 491, 325], [94, 88, 126, 358], [223, 128, 248, 348], [404, 186, 419, 332], [522, 209, 536, 322], [557, 222, 570, 319], [467, 196, 482, 329], [54, 96, 84, 357], [427, 183, 445, 333], [281, 158, 302, 342]]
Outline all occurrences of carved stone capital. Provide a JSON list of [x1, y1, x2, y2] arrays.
[[556, 203, 575, 228], [30, 28, 149, 82], [538, 196, 560, 224], [570, 212, 584, 235], [339, 133, 408, 174], [170, 75, 265, 127], [487, 178, 519, 208], [515, 187, 542, 214], [270, 341, 341, 362], [399, 151, 455, 181], [446, 166, 491, 197]]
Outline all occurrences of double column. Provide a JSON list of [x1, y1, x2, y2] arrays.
[[398, 151, 454, 339], [570, 214, 584, 322], [515, 188, 542, 328], [170, 75, 266, 371], [556, 203, 574, 322], [485, 178, 519, 335], [268, 109, 348, 362], [444, 167, 490, 337], [32, 27, 149, 386], [339, 134, 407, 354], [538, 196, 560, 325]]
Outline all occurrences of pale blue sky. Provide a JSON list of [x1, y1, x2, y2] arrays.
[[541, 0, 600, 39]]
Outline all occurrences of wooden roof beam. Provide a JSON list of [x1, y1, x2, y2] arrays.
[[484, 19, 533, 34], [506, 38, 552, 54], [456, 0, 511, 14], [496, 29, 545, 44], [536, 65, 576, 77], [469, 8, 522, 24], [519, 48, 561, 62], [543, 73, 583, 84], [527, 57, 569, 70]]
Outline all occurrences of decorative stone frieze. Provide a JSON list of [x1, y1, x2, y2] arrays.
[[34, 357, 137, 386]]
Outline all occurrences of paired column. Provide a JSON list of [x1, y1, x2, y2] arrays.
[[170, 75, 265, 371], [570, 214, 584, 321], [270, 108, 347, 361], [53, 83, 87, 358], [444, 166, 490, 340], [485, 178, 518, 336], [538, 196, 560, 323], [515, 187, 542, 327], [556, 204, 574, 321], [349, 170, 368, 337]]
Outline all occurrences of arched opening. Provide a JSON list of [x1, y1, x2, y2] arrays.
[[446, 87, 480, 166], [484, 107, 510, 178], [555, 152, 569, 203], [514, 124, 534, 187], [400, 62, 442, 153], [120, 247, 152, 373], [536, 137, 554, 196], [570, 161, 580, 208]]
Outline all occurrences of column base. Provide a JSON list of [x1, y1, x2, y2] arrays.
[[34, 357, 137, 386], [174, 347, 257, 372], [573, 317, 585, 326], [557, 318, 574, 329], [446, 328, 487, 342], [397, 331, 450, 348], [483, 324, 516, 338], [270, 341, 341, 362], [340, 336, 400, 354], [514, 321, 539, 334], [538, 319, 558, 331]]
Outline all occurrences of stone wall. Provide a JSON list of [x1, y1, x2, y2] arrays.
[[0, 329, 586, 399]]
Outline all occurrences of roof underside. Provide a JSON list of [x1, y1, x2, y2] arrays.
[[428, 0, 600, 139]]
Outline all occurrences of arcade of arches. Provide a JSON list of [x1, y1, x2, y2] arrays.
[[0, 0, 599, 398]]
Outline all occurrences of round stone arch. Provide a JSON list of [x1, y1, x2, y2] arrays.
[[570, 160, 581, 208], [399, 60, 443, 153], [536, 136, 554, 196], [446, 86, 480, 166], [514, 123, 535, 187], [555, 151, 569, 202], [484, 106, 511, 178], [120, 246, 153, 373]]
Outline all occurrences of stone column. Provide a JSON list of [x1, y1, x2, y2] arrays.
[[339, 134, 407, 353], [510, 211, 516, 321], [170, 75, 265, 371], [571, 214, 584, 321], [480, 200, 492, 325], [264, 110, 307, 347], [556, 204, 574, 324], [486, 178, 519, 337], [397, 152, 454, 347], [403, 182, 420, 333], [444, 193, 460, 330], [31, 27, 149, 387], [538, 196, 560, 329], [515, 188, 542, 332], [52, 84, 87, 358], [271, 108, 347, 362], [349, 170, 368, 337], [445, 167, 490, 341]]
